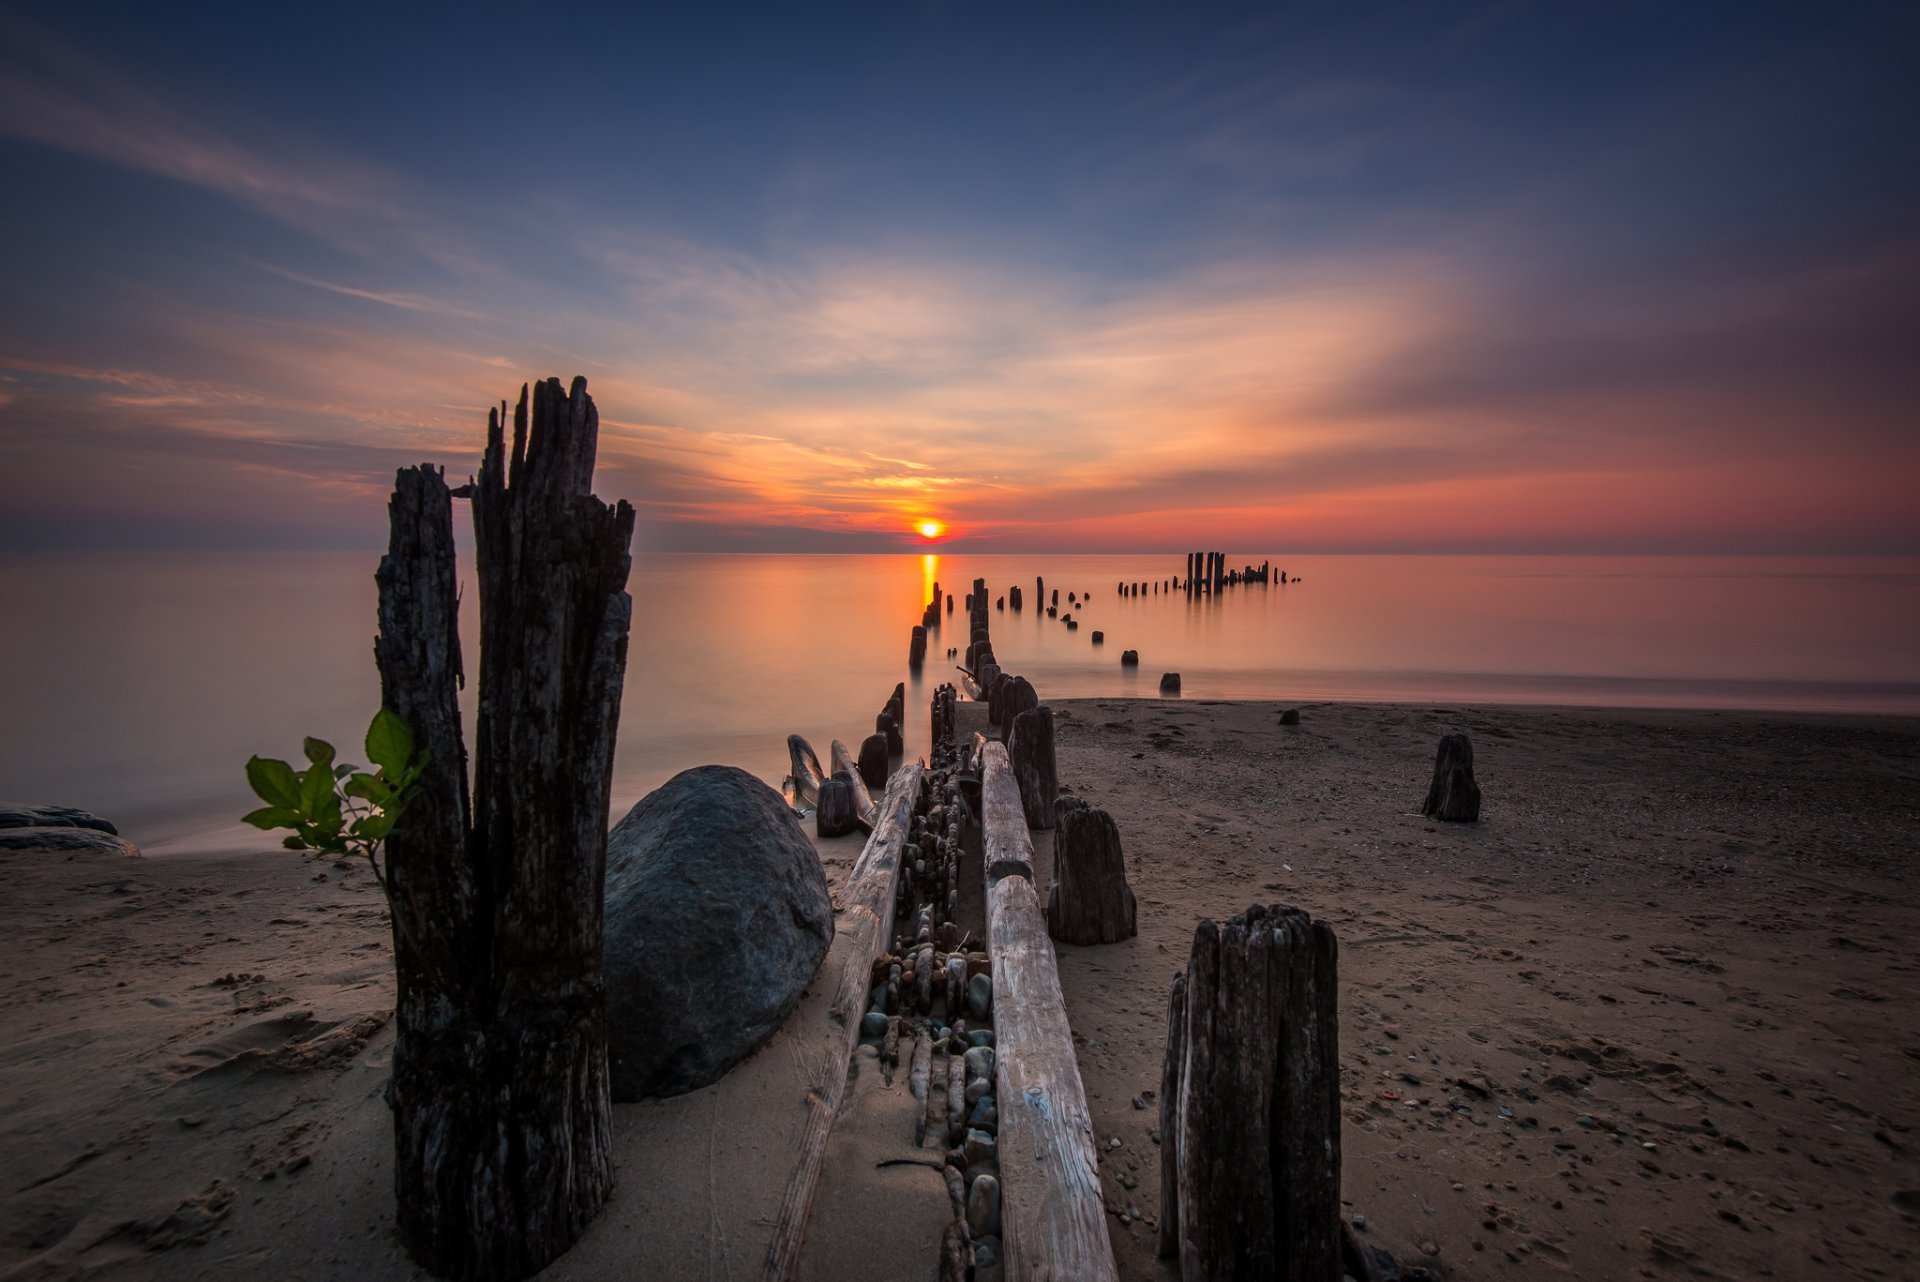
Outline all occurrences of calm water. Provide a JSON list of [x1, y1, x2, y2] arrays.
[[3, 552, 1917, 853]]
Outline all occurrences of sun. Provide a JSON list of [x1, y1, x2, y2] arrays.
[[916, 519, 945, 540]]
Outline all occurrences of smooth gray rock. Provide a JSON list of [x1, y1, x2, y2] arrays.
[[605, 765, 834, 1099], [0, 826, 139, 856], [964, 1128, 998, 1169], [0, 805, 118, 835], [968, 972, 993, 1020], [862, 1010, 889, 1038], [968, 1095, 999, 1133], [964, 1045, 996, 1082], [967, 1172, 1003, 1238]]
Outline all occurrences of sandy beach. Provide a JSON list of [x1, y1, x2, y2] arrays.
[[3, 699, 1917, 1281]]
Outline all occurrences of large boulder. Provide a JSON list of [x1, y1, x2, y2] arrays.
[[0, 826, 140, 856], [0, 804, 118, 834], [604, 766, 834, 1099]]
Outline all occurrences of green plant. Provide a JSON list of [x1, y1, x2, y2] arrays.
[[244, 708, 427, 887]]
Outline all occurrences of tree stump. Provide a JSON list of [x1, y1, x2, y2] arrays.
[[1421, 733, 1481, 822], [1159, 904, 1340, 1281], [818, 772, 860, 837], [1046, 803, 1136, 944], [375, 377, 630, 1281], [1006, 704, 1058, 830]]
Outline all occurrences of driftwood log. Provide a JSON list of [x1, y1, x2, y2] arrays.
[[1046, 802, 1136, 944], [830, 739, 880, 831], [980, 743, 1119, 1281], [1421, 733, 1481, 822], [1159, 904, 1340, 1281], [374, 377, 631, 1280], [766, 765, 924, 1277], [785, 734, 827, 812]]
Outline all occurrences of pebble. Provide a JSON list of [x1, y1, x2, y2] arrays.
[[967, 1173, 1003, 1237], [969, 1096, 999, 1133], [964, 1046, 997, 1082], [964, 1128, 998, 1168], [861, 1011, 889, 1039], [1352, 1214, 1367, 1230], [973, 1236, 1002, 1270], [968, 1029, 995, 1048], [968, 973, 993, 1020], [967, 1077, 993, 1105]]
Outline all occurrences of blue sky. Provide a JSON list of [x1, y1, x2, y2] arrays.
[[2, 1, 1916, 552]]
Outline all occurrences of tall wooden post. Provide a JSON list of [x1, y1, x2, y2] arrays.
[[375, 377, 632, 1281], [1159, 904, 1341, 1281]]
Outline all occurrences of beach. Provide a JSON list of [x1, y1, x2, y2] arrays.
[[2, 700, 1917, 1280]]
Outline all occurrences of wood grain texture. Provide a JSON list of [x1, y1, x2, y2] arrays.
[[376, 376, 633, 1281], [980, 742, 1119, 1282], [764, 762, 925, 1280]]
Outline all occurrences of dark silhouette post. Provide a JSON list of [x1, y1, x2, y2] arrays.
[[375, 377, 633, 1280]]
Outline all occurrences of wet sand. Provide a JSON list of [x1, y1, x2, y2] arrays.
[[2, 700, 1917, 1280]]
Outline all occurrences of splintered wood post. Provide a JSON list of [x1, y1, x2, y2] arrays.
[[1422, 733, 1482, 822], [1164, 904, 1341, 1282], [980, 743, 1119, 1282], [1007, 704, 1059, 830], [767, 764, 925, 1278], [376, 376, 632, 1281], [1157, 973, 1187, 1260], [1047, 802, 1136, 945]]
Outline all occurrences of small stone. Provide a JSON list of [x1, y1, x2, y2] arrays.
[[967, 1077, 992, 1105], [968, 1029, 995, 1048], [973, 1236, 1002, 1270], [968, 973, 993, 1020], [964, 1128, 998, 1168], [1132, 1095, 1147, 1110], [861, 1011, 888, 1039], [967, 1173, 1003, 1238], [969, 1096, 999, 1132], [1352, 1213, 1367, 1230], [964, 1046, 996, 1082]]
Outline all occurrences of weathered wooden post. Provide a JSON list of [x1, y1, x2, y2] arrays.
[[1007, 704, 1058, 830], [1422, 733, 1481, 821], [1159, 904, 1341, 1281], [909, 625, 927, 668], [375, 377, 630, 1281], [1046, 800, 1136, 944]]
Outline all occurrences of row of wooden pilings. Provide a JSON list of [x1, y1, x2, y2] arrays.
[[931, 574, 1402, 1282]]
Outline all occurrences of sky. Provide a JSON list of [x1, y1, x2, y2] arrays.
[[0, 1, 1915, 555]]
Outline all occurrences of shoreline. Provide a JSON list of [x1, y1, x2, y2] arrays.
[[2, 699, 1916, 1279]]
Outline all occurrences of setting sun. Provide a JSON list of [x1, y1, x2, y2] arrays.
[[916, 520, 944, 540]]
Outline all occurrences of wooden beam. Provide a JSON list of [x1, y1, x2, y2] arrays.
[[764, 763, 925, 1280], [980, 742, 1119, 1282]]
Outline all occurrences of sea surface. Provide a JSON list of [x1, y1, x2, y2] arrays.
[[3, 551, 1917, 854]]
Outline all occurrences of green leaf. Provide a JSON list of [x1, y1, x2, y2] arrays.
[[365, 709, 414, 775], [343, 772, 387, 804], [355, 811, 396, 842], [283, 835, 308, 850], [334, 763, 358, 781], [246, 756, 300, 808], [303, 737, 336, 768], [300, 762, 335, 815], [242, 806, 302, 830]]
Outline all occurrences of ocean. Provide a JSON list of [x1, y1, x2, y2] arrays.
[[3, 551, 1916, 853]]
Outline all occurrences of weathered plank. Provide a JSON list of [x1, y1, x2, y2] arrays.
[[765, 762, 925, 1280], [980, 742, 1119, 1282]]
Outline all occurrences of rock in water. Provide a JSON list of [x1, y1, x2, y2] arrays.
[[1421, 733, 1481, 823], [604, 766, 834, 1098], [817, 771, 861, 837]]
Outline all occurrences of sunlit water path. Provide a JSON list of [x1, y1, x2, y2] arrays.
[[3, 552, 1916, 853]]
